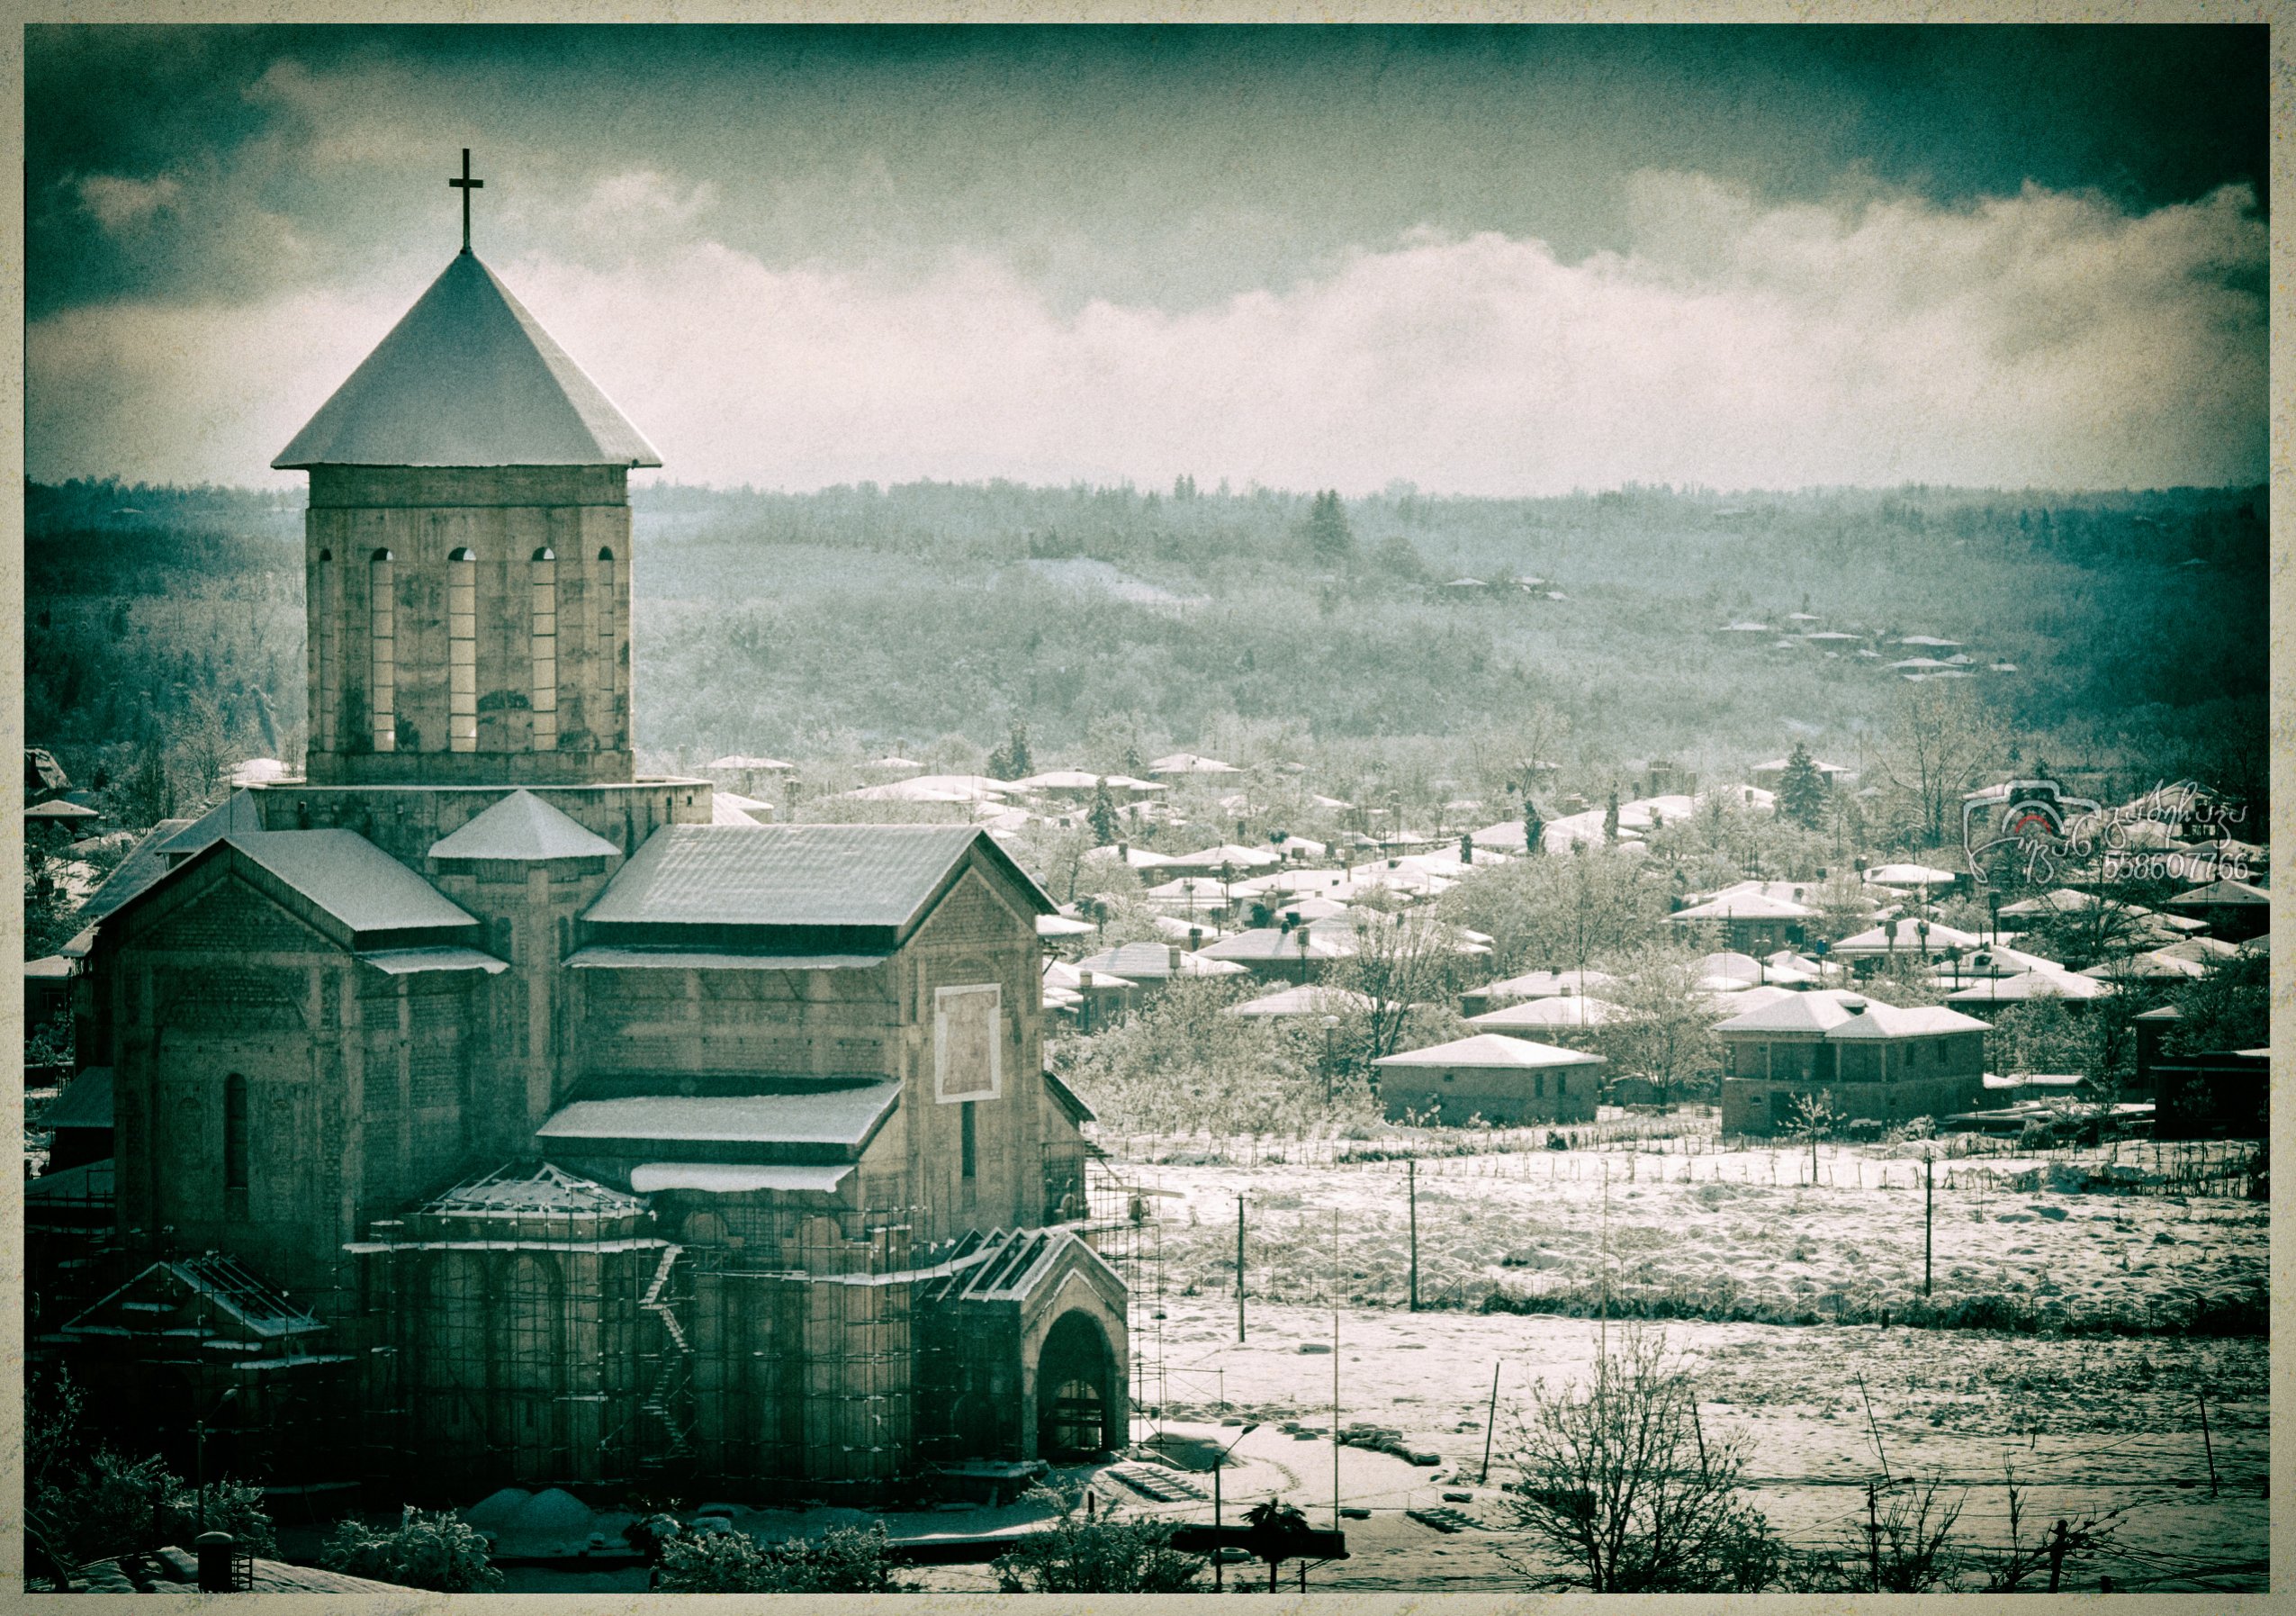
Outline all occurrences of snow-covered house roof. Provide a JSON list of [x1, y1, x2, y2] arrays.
[[1226, 985, 1380, 1018], [1467, 996, 1623, 1031], [221, 831, 475, 937], [1375, 1033, 1605, 1070], [1712, 990, 1989, 1040], [1195, 926, 1356, 963], [1472, 967, 1617, 1002], [1147, 753, 1242, 775], [274, 252, 661, 469], [1670, 890, 1815, 922], [428, 790, 620, 862], [1071, 941, 1247, 980]]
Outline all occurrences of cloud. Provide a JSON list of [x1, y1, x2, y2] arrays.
[[28, 175, 2265, 494], [77, 172, 183, 232]]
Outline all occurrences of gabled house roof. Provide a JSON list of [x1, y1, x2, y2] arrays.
[[1071, 941, 1247, 980], [583, 824, 1051, 934], [274, 251, 661, 468], [428, 790, 620, 862]]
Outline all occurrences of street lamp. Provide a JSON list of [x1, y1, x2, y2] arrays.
[[1211, 1422, 1262, 1591]]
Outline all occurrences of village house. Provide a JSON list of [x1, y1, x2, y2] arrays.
[[1373, 1033, 1602, 1125], [1715, 990, 1991, 1135], [39, 221, 1128, 1507]]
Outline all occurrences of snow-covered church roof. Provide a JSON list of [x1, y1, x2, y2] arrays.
[[273, 251, 661, 470]]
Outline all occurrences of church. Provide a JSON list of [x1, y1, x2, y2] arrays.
[[43, 166, 1128, 1505]]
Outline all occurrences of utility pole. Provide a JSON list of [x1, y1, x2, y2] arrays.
[[1236, 1195, 1247, 1343], [1332, 1206, 1341, 1531], [1479, 1361, 1500, 1484], [1407, 1158, 1419, 1312], [1923, 1151, 1934, 1297]]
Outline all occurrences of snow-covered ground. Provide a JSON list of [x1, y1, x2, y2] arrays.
[[1124, 1133, 2266, 1332], [1085, 1125, 2265, 1591]]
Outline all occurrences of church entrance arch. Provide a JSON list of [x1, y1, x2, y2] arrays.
[[1035, 1310, 1115, 1458]]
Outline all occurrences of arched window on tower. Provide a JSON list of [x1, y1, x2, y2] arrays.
[[224, 1073, 249, 1190], [369, 549, 396, 752], [595, 547, 617, 703], [447, 547, 478, 752], [317, 549, 339, 752], [530, 548, 558, 750]]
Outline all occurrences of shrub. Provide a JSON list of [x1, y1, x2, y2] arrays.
[[994, 1481, 1204, 1593], [320, 1505, 504, 1592], [655, 1521, 913, 1593]]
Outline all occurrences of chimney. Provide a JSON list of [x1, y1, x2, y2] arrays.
[[195, 1532, 237, 1593], [1167, 945, 1183, 973], [1118, 841, 1130, 859], [1189, 926, 1203, 950], [1080, 969, 1095, 989]]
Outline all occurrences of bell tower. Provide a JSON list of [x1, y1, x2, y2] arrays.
[[275, 152, 661, 786]]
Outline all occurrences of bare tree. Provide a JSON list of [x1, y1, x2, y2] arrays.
[[1599, 946, 1717, 1108], [1505, 1328, 1780, 1593], [1330, 907, 1467, 1061], [1865, 686, 2004, 850]]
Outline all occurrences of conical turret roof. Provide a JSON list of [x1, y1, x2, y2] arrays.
[[274, 252, 661, 469]]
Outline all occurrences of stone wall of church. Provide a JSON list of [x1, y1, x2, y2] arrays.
[[572, 959, 905, 1088], [303, 465, 634, 787], [104, 859, 498, 1313], [896, 859, 1050, 1244]]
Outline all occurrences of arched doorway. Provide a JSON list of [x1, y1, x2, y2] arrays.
[[1036, 1311, 1114, 1458]]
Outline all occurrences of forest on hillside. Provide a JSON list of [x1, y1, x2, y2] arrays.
[[23, 476, 2269, 828]]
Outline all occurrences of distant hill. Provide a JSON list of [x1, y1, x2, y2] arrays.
[[23, 478, 2268, 811]]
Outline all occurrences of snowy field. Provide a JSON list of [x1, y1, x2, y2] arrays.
[[1121, 1128, 2266, 1333], [1085, 1122, 2266, 1591]]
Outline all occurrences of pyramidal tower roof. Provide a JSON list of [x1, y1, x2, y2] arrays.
[[428, 790, 622, 862], [274, 252, 662, 470]]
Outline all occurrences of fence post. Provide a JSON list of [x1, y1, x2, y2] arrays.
[[2198, 1389, 2218, 1496]]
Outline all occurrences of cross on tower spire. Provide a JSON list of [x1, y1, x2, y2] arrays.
[[449, 149, 483, 254]]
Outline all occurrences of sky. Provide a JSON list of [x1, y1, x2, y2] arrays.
[[26, 25, 2271, 496]]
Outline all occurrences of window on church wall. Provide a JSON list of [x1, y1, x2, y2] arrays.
[[933, 983, 1002, 1104], [530, 549, 558, 749], [317, 550, 340, 752], [595, 547, 617, 701], [369, 550, 396, 751], [224, 1073, 249, 1189], [447, 548, 478, 752]]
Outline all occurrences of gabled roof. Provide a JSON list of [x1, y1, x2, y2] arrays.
[[1472, 967, 1618, 1001], [74, 817, 194, 925], [1375, 1033, 1605, 1069], [62, 1252, 324, 1341], [223, 831, 473, 936], [1227, 985, 1380, 1018], [41, 1068, 113, 1130], [274, 251, 661, 469], [154, 790, 265, 857], [537, 1079, 901, 1160], [583, 823, 1051, 932], [428, 790, 620, 862]]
